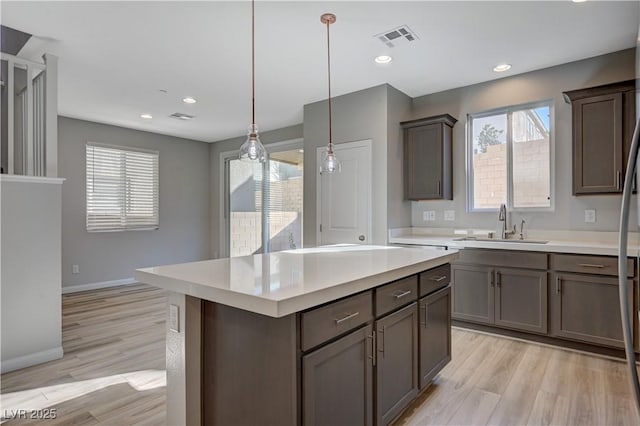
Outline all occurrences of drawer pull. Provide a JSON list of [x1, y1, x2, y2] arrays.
[[429, 275, 448, 282], [393, 290, 412, 299], [578, 263, 605, 269], [334, 312, 359, 324]]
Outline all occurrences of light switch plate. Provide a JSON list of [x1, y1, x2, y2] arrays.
[[169, 304, 180, 333], [422, 211, 429, 221], [584, 209, 596, 223], [444, 210, 455, 221]]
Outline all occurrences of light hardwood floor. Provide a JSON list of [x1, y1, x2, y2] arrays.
[[2, 284, 639, 425]]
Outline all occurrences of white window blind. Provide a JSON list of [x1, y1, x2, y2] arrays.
[[86, 143, 159, 232]]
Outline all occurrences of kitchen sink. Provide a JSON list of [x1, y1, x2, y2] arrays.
[[452, 237, 549, 244]]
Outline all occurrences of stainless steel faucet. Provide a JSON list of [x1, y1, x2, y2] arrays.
[[499, 203, 516, 239]]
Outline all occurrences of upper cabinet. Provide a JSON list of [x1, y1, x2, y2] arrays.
[[401, 114, 457, 200], [563, 80, 636, 195]]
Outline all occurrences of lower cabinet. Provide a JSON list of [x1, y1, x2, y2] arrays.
[[451, 264, 494, 324], [303, 324, 374, 426], [375, 303, 419, 426], [550, 273, 633, 348], [418, 286, 451, 389], [452, 264, 548, 334], [494, 268, 547, 334]]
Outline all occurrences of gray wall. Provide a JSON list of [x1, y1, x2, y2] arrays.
[[386, 85, 413, 229], [59, 117, 211, 288], [209, 124, 303, 257], [409, 48, 636, 232], [303, 85, 389, 246]]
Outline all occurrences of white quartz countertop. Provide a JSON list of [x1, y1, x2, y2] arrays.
[[135, 245, 458, 318], [389, 231, 640, 257]]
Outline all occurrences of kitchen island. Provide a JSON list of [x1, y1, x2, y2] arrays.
[[135, 245, 458, 426]]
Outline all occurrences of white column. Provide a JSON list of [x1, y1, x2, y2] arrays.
[[43, 53, 58, 177]]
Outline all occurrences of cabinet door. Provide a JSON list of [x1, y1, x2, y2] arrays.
[[550, 273, 633, 348], [418, 286, 451, 389], [404, 124, 443, 200], [451, 264, 494, 324], [303, 325, 374, 426], [573, 92, 623, 194], [376, 303, 419, 426], [494, 268, 547, 334]]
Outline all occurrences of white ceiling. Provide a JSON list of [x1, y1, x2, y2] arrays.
[[2, 1, 638, 142]]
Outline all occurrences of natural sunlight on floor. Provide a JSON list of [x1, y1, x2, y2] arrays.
[[0, 369, 166, 422]]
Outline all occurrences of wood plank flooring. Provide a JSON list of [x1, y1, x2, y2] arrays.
[[2, 284, 640, 425]]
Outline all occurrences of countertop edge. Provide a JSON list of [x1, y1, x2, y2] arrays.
[[135, 251, 459, 318]]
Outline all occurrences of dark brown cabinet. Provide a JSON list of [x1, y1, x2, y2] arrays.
[[451, 264, 494, 324], [401, 114, 457, 200], [303, 325, 374, 426], [494, 268, 548, 334], [563, 80, 636, 195], [418, 286, 451, 389], [550, 273, 633, 349], [375, 302, 419, 426]]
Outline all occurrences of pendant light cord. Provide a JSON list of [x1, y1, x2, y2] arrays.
[[326, 19, 333, 153], [251, 0, 256, 128]]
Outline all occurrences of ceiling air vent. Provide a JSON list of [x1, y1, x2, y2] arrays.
[[169, 112, 195, 121], [375, 25, 419, 48]]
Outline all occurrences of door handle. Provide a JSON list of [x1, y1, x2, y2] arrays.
[[366, 333, 376, 366]]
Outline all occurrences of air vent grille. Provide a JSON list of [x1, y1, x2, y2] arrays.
[[375, 25, 419, 48], [169, 112, 195, 121]]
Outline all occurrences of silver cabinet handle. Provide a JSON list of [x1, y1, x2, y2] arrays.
[[378, 327, 385, 357], [419, 304, 427, 328], [393, 290, 412, 299], [429, 275, 448, 282], [437, 180, 441, 196], [335, 312, 359, 324], [556, 276, 562, 294], [366, 333, 376, 366], [578, 263, 605, 268], [617, 170, 622, 190], [490, 270, 495, 287], [496, 271, 501, 287]]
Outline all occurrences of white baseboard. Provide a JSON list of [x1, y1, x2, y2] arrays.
[[1, 346, 63, 373], [62, 278, 137, 294]]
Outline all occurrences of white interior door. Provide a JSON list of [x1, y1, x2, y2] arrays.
[[316, 140, 372, 245]]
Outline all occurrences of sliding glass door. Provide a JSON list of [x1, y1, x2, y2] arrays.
[[226, 145, 303, 257]]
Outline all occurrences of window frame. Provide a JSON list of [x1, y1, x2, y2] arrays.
[[466, 100, 555, 213], [86, 141, 159, 232]]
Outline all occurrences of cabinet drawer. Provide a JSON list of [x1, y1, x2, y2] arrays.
[[454, 249, 547, 270], [419, 264, 451, 297], [376, 275, 418, 317], [550, 254, 635, 277], [302, 291, 373, 351]]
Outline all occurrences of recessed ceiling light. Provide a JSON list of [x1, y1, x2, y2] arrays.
[[183, 97, 197, 104], [493, 63, 512, 72], [572, 0, 587, 3], [140, 113, 153, 119], [375, 55, 393, 64]]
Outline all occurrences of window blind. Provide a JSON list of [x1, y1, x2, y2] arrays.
[[86, 143, 159, 232]]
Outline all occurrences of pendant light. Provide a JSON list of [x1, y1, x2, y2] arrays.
[[320, 13, 340, 173], [239, 0, 267, 162]]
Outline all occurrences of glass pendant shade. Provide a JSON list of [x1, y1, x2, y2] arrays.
[[321, 149, 341, 173], [239, 124, 266, 162]]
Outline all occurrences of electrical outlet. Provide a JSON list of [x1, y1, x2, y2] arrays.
[[169, 304, 180, 333], [584, 209, 596, 223], [72, 265, 79, 274], [428, 211, 436, 221], [444, 210, 455, 221]]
